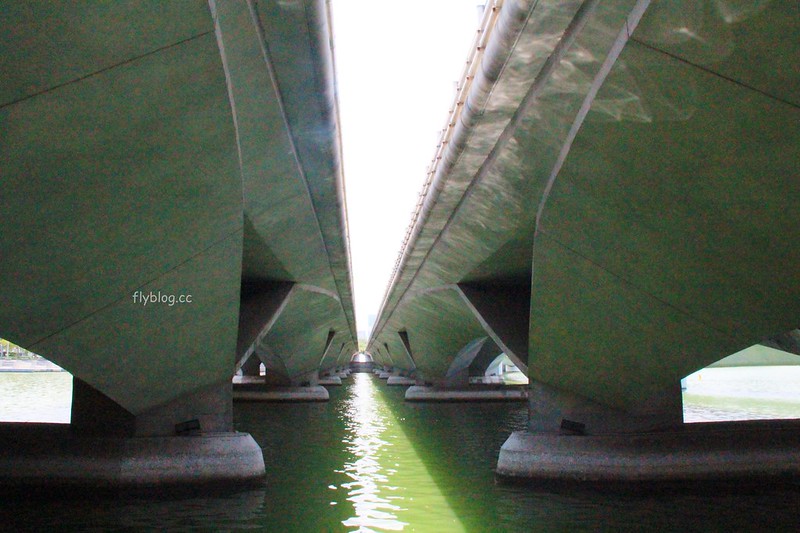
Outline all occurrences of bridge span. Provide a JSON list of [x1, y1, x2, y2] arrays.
[[368, 0, 800, 483], [0, 0, 355, 486]]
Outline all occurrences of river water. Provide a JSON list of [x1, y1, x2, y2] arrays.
[[2, 369, 800, 531]]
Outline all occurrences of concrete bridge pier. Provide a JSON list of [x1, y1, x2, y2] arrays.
[[404, 338, 527, 402], [496, 381, 800, 486], [318, 369, 343, 386], [376, 367, 416, 386], [0, 379, 265, 490], [233, 355, 329, 402], [375, 365, 394, 378], [387, 372, 418, 386]]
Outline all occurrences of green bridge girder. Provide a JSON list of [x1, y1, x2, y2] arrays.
[[368, 0, 800, 422], [1, 0, 356, 427]]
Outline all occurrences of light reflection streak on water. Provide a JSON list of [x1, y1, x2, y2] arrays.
[[340, 373, 406, 531], [338, 374, 466, 532]]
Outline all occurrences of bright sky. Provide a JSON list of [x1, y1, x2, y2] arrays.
[[331, 1, 485, 338]]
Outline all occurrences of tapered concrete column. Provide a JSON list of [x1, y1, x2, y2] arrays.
[[72, 378, 240, 437], [497, 380, 800, 486], [0, 379, 265, 489], [527, 380, 683, 435], [235, 280, 295, 363], [442, 338, 487, 388], [455, 282, 530, 372], [318, 372, 342, 386], [291, 369, 319, 386]]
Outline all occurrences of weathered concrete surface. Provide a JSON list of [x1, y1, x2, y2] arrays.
[[0, 424, 264, 489], [318, 376, 342, 386], [497, 420, 800, 486], [405, 385, 528, 402]]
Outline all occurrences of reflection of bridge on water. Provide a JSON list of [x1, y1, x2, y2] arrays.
[[1, 0, 800, 490]]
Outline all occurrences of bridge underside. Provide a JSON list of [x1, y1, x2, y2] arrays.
[[0, 0, 355, 486], [370, 0, 800, 418], [368, 0, 800, 481]]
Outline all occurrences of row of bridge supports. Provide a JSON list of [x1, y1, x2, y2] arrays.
[[0, 378, 265, 490], [233, 355, 353, 402], [368, 355, 800, 486]]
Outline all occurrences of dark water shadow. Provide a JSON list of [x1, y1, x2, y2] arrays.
[[232, 386, 357, 531], [373, 377, 800, 532]]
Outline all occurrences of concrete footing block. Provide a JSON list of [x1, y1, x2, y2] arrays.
[[233, 385, 329, 402], [232, 375, 264, 385], [318, 376, 342, 386], [378, 372, 391, 379], [386, 376, 416, 386], [405, 386, 528, 402], [0, 425, 265, 490], [496, 420, 800, 486]]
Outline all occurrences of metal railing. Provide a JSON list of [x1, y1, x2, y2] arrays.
[[383, 0, 504, 298]]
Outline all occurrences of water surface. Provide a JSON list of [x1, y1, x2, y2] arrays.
[[2, 370, 800, 531]]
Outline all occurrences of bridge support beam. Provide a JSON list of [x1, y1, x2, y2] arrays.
[[405, 338, 527, 401], [233, 367, 329, 402], [527, 381, 682, 435], [318, 373, 343, 386], [0, 379, 265, 490], [455, 282, 530, 373], [497, 420, 800, 487], [405, 385, 527, 402], [497, 381, 800, 486], [386, 376, 417, 386]]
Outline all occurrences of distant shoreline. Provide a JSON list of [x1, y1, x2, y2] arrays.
[[0, 359, 65, 372]]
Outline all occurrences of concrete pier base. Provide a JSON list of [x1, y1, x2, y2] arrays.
[[496, 420, 800, 487], [233, 376, 265, 385], [378, 372, 391, 379], [0, 424, 265, 490], [387, 376, 416, 386], [405, 385, 528, 402], [233, 385, 329, 402], [318, 376, 342, 386]]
